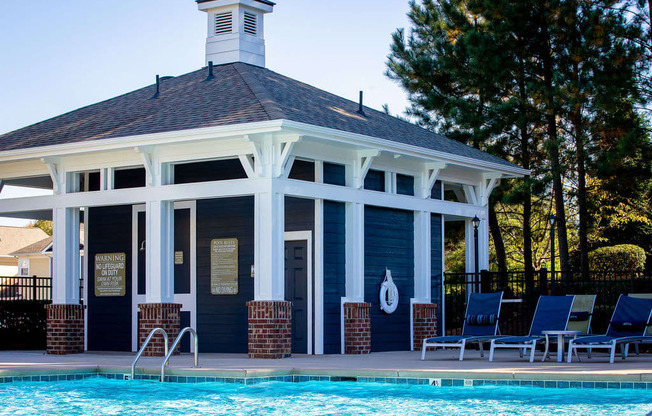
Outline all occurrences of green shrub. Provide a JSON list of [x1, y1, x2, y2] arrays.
[[588, 244, 646, 272]]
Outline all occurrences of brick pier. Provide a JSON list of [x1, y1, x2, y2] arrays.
[[138, 303, 181, 357], [46, 304, 85, 355], [247, 300, 292, 358], [343, 302, 371, 354], [412, 303, 438, 350]]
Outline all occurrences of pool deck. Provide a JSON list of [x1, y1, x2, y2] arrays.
[[0, 349, 650, 382]]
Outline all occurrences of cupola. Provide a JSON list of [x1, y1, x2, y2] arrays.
[[197, 0, 275, 67]]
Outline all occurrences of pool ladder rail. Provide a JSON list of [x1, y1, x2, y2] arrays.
[[130, 327, 199, 382]]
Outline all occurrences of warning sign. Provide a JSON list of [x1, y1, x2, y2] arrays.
[[94, 252, 126, 297]]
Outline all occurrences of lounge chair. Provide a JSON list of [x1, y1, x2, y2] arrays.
[[629, 293, 652, 354], [565, 294, 596, 335], [421, 292, 503, 361], [567, 294, 652, 363], [488, 295, 575, 362]]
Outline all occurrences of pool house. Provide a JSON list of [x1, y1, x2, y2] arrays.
[[0, 0, 527, 357]]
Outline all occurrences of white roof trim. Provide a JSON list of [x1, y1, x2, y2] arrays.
[[0, 119, 529, 177]]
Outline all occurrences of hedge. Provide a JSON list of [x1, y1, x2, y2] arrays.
[[588, 244, 646, 272]]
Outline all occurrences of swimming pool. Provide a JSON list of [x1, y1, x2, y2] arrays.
[[0, 378, 650, 415]]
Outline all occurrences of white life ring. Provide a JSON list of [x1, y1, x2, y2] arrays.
[[379, 269, 399, 314]]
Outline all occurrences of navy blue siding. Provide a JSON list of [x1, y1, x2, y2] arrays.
[[323, 163, 345, 186], [196, 197, 254, 353], [174, 209, 191, 294], [364, 169, 385, 192], [285, 197, 314, 233], [288, 160, 315, 182], [323, 201, 345, 354], [174, 159, 246, 184], [396, 174, 414, 196], [364, 207, 414, 351], [431, 214, 443, 335], [431, 180, 442, 199], [87, 205, 133, 351], [113, 168, 145, 189]]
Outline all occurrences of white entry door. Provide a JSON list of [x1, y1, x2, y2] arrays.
[[131, 201, 197, 352]]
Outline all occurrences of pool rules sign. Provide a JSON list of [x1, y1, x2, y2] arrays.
[[210, 238, 238, 295], [94, 252, 126, 297]]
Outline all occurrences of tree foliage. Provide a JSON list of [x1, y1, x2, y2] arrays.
[[387, 0, 652, 273]]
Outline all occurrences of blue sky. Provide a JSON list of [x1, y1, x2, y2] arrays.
[[0, 0, 414, 226], [0, 0, 412, 135]]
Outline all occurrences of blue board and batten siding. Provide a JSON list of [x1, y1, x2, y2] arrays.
[[323, 201, 345, 354], [322, 163, 346, 354], [196, 197, 254, 353], [364, 207, 414, 352], [87, 205, 133, 352]]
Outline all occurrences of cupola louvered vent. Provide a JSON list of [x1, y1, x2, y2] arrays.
[[214, 12, 233, 35], [243, 12, 257, 35]]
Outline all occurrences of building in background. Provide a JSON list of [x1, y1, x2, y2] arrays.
[[0, 0, 526, 356]]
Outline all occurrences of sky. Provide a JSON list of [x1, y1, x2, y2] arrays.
[[0, 0, 415, 226]]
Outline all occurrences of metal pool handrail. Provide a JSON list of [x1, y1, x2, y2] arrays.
[[161, 327, 199, 382], [131, 328, 169, 380]]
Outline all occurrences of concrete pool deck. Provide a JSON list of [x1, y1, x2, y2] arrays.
[[0, 350, 650, 382]]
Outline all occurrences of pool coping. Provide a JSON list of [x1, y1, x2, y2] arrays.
[[0, 366, 650, 389]]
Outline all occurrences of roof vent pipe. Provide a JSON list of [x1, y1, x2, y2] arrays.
[[357, 91, 365, 116], [151, 75, 160, 99], [206, 61, 214, 81]]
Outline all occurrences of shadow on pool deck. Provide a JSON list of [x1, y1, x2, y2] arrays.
[[0, 349, 650, 382]]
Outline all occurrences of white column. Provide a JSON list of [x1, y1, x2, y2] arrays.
[[254, 180, 285, 300], [314, 160, 324, 355], [345, 202, 364, 301], [52, 207, 80, 304], [413, 210, 431, 302], [144, 199, 175, 303]]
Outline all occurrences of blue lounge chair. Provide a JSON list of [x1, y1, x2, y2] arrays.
[[488, 295, 575, 362], [567, 295, 652, 363], [421, 292, 503, 361]]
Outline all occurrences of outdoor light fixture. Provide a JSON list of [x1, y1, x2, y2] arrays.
[[140, 240, 146, 252], [549, 214, 556, 226], [472, 215, 481, 229]]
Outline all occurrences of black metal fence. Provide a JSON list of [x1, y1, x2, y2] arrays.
[[0, 276, 52, 350], [444, 270, 652, 336], [0, 276, 52, 301]]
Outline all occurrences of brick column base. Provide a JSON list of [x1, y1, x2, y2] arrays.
[[412, 303, 438, 350], [344, 302, 371, 354], [247, 300, 291, 359], [46, 304, 85, 355], [138, 303, 181, 357]]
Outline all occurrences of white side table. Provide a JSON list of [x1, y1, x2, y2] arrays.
[[542, 330, 580, 362]]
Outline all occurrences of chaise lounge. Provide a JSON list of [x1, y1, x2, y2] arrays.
[[421, 292, 503, 361]]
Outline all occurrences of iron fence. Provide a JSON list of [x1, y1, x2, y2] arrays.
[[0, 276, 52, 301], [444, 270, 652, 336]]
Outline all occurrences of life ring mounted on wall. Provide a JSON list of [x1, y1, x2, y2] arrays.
[[379, 268, 399, 314]]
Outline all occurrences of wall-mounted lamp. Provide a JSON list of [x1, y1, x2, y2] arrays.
[[139, 240, 146, 252]]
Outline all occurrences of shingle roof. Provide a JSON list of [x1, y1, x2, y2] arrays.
[[9, 236, 52, 256], [0, 62, 519, 170], [0, 226, 48, 256]]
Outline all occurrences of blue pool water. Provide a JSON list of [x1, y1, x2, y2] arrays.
[[0, 378, 650, 415]]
